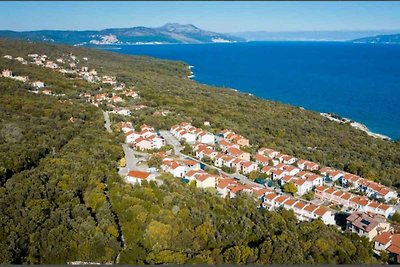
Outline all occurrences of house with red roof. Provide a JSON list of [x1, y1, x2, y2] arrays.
[[278, 154, 297, 165], [281, 175, 313, 196], [196, 173, 217, 189], [125, 130, 140, 144], [315, 186, 395, 218], [271, 169, 288, 180], [133, 137, 152, 151], [218, 138, 239, 152], [257, 147, 280, 158], [214, 153, 226, 167], [374, 232, 400, 263], [227, 147, 250, 161], [227, 184, 253, 198], [319, 167, 344, 181], [161, 158, 187, 178], [221, 130, 250, 147], [260, 191, 335, 225], [217, 178, 238, 198], [260, 165, 276, 175], [297, 160, 320, 171], [125, 170, 156, 185], [346, 212, 391, 240], [240, 160, 258, 174], [276, 164, 300, 176], [253, 154, 273, 166]]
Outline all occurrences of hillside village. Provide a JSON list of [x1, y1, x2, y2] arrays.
[[2, 50, 400, 263]]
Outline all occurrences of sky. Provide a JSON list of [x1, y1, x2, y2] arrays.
[[1, 1, 400, 32]]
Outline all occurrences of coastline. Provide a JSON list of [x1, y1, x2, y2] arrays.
[[187, 65, 195, 79], [320, 113, 391, 141], [188, 64, 393, 142], [104, 42, 399, 141]]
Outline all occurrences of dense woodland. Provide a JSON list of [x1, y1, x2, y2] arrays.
[[0, 38, 397, 264]]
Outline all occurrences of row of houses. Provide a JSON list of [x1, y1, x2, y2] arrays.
[[151, 143, 269, 198], [320, 167, 397, 201], [260, 191, 336, 225], [257, 146, 397, 202], [217, 177, 270, 199], [123, 124, 165, 151], [174, 123, 324, 196], [220, 129, 250, 147], [170, 123, 259, 177], [315, 185, 394, 218], [193, 142, 257, 174], [170, 122, 215, 145]]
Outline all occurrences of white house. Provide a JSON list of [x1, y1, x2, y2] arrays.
[[14, 76, 29, 82], [253, 154, 271, 166], [134, 137, 153, 151], [15, 57, 24, 62], [178, 131, 197, 144], [1, 69, 12, 78], [297, 160, 320, 171], [240, 161, 258, 174], [125, 131, 140, 144], [217, 178, 238, 198], [197, 131, 215, 144], [111, 108, 131, 116], [278, 154, 297, 165], [374, 232, 400, 263], [258, 147, 280, 158], [303, 173, 324, 187], [162, 159, 186, 178], [281, 176, 312, 196], [31, 81, 45, 89], [125, 170, 156, 185], [196, 174, 217, 188], [271, 169, 288, 180]]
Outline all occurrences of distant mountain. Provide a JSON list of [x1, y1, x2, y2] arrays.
[[352, 33, 400, 44], [231, 30, 400, 41], [0, 23, 245, 46]]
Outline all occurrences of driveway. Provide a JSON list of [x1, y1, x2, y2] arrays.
[[159, 130, 183, 155], [119, 144, 149, 176]]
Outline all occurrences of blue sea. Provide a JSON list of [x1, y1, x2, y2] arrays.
[[106, 41, 400, 140]]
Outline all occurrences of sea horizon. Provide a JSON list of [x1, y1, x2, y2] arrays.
[[102, 41, 400, 141]]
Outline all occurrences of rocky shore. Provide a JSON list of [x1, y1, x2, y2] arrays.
[[320, 113, 391, 141]]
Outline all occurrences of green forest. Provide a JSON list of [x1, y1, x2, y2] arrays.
[[0, 38, 397, 264]]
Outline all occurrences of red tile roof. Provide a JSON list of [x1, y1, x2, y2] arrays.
[[127, 170, 151, 180], [314, 207, 329, 217]]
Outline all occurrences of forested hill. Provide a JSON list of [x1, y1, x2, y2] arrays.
[[0, 23, 245, 46], [0, 38, 397, 264]]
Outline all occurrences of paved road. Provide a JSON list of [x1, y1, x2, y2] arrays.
[[103, 111, 112, 133], [118, 144, 148, 176], [159, 130, 183, 156], [118, 144, 163, 185]]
